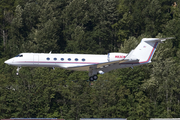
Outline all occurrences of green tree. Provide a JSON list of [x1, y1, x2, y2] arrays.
[[141, 33, 180, 117], [10, 0, 64, 53], [62, 0, 119, 54], [114, 0, 172, 45], [0, 0, 17, 57]]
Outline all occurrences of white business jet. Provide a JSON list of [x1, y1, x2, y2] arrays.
[[4, 38, 173, 81]]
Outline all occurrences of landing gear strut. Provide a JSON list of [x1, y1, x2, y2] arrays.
[[16, 67, 21, 75]]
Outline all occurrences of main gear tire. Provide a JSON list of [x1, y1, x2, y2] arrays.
[[89, 76, 94, 81], [93, 75, 98, 80]]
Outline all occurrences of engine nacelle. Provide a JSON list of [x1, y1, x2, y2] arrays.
[[108, 53, 127, 61]]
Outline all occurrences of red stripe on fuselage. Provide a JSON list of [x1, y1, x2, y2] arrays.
[[15, 61, 99, 64]]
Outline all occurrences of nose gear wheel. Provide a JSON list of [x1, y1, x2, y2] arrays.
[[16, 67, 21, 75]]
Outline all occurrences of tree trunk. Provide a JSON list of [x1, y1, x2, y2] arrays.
[[3, 29, 6, 50], [166, 79, 169, 116]]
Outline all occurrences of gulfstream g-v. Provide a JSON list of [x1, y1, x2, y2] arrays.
[[4, 38, 173, 81]]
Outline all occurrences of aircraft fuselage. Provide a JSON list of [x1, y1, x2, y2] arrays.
[[5, 53, 129, 71]]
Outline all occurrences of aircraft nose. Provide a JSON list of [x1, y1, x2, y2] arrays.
[[4, 59, 13, 65]]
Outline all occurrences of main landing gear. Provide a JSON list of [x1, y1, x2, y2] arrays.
[[16, 67, 21, 75], [89, 66, 98, 81], [89, 75, 98, 81]]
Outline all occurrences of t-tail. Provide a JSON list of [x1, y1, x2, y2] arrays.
[[125, 37, 174, 64]]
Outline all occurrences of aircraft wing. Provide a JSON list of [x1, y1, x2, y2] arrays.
[[66, 59, 139, 71]]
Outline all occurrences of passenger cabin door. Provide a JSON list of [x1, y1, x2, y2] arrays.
[[33, 55, 39, 64]]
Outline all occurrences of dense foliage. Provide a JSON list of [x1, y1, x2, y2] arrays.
[[1, 0, 180, 120]]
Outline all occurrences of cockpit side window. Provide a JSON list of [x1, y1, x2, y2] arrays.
[[15, 54, 23, 57]]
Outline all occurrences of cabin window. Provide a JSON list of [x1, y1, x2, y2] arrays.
[[68, 58, 71, 61], [82, 58, 85, 61], [61, 58, 64, 61], [47, 57, 50, 60], [54, 58, 57, 61], [75, 58, 78, 61]]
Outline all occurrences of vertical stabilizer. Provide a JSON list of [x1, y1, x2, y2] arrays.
[[125, 38, 173, 64]]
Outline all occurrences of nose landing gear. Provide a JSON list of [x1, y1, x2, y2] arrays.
[[16, 67, 21, 75]]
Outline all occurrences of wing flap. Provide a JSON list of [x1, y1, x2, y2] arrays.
[[66, 59, 139, 71], [121, 59, 139, 64]]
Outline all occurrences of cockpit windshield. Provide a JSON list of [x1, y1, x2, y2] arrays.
[[15, 54, 23, 57]]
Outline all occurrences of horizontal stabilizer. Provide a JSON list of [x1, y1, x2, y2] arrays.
[[142, 37, 174, 42]]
